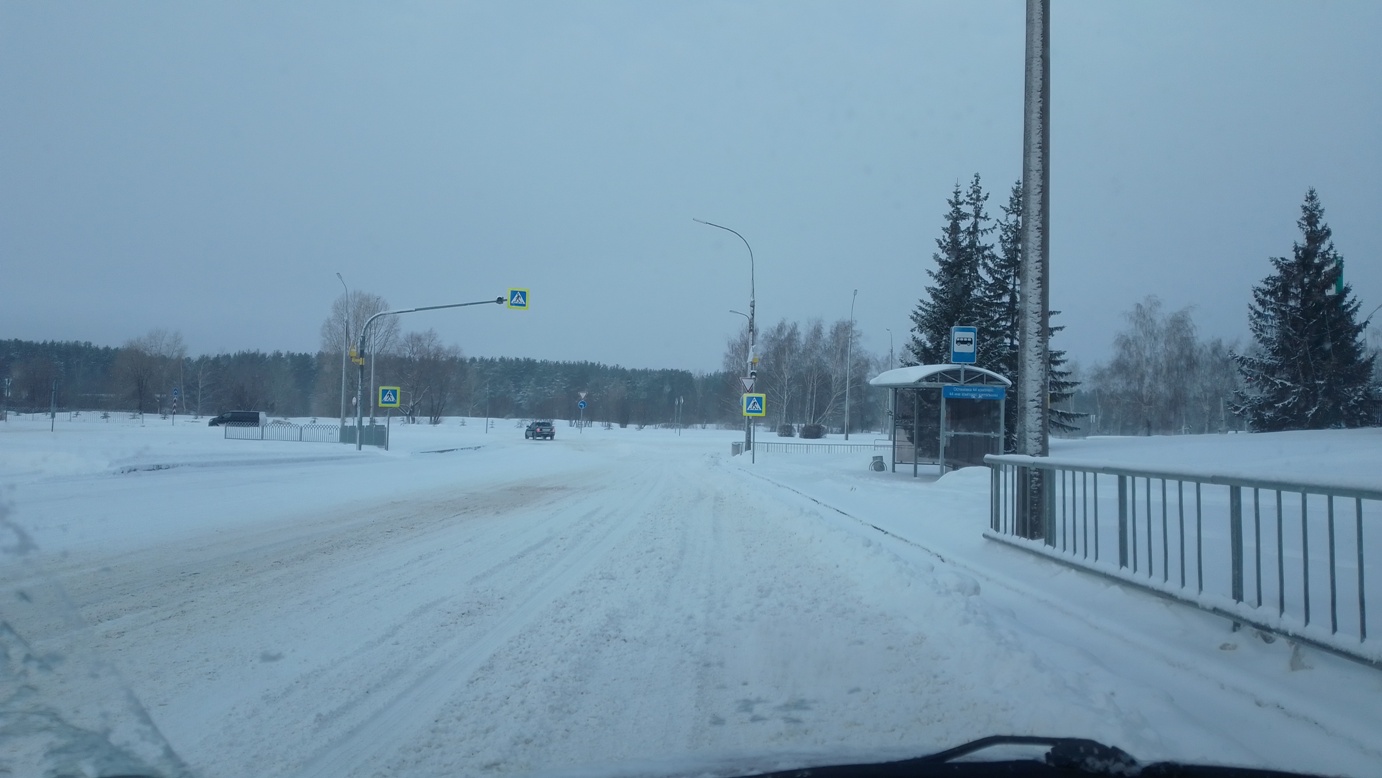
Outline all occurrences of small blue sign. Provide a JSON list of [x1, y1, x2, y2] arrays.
[[942, 385, 1006, 401], [950, 326, 978, 364], [507, 288, 529, 310], [577, 400, 587, 409], [172, 387, 180, 399]]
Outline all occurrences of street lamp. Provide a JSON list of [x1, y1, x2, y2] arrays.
[[844, 289, 857, 440], [356, 296, 505, 450], [886, 328, 895, 369], [336, 273, 350, 428], [696, 218, 755, 453]]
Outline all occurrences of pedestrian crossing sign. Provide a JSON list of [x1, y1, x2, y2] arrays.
[[507, 288, 529, 310], [378, 386, 401, 408], [742, 393, 766, 417]]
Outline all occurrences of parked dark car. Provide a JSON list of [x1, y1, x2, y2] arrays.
[[208, 410, 266, 426], [524, 420, 555, 440]]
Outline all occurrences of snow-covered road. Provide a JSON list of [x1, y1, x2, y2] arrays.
[[6, 421, 1382, 777]]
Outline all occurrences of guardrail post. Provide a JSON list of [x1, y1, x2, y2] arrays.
[[1118, 475, 1129, 568], [1230, 485, 1244, 607], [1043, 469, 1056, 547], [991, 464, 1001, 532]]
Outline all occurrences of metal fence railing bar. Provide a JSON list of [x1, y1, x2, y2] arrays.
[[985, 453, 1382, 667], [752, 441, 893, 455], [223, 422, 341, 443]]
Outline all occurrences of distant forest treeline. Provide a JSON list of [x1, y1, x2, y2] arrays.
[[0, 337, 748, 428]]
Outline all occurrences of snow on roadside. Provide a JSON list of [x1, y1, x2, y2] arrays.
[[729, 432, 1382, 776]]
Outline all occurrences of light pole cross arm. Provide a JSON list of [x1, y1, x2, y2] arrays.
[[353, 295, 506, 451], [356, 297, 505, 354]]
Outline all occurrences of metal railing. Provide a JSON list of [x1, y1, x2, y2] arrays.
[[751, 441, 892, 455], [223, 422, 342, 443], [986, 454, 1382, 666]]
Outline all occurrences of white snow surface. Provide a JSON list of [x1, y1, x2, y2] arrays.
[[3, 415, 1382, 778]]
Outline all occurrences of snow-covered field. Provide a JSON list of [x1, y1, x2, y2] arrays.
[[4, 415, 1382, 777]]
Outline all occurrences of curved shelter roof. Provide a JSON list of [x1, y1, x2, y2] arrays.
[[867, 364, 1011, 389]]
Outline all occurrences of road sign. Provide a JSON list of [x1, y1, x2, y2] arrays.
[[172, 387, 180, 399], [577, 400, 587, 409], [578, 391, 587, 400], [942, 385, 1006, 400], [378, 386, 401, 408], [506, 288, 530, 310], [742, 393, 766, 417], [950, 326, 978, 364], [740, 377, 756, 393]]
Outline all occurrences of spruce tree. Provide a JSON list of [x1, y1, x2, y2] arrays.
[[1233, 189, 1376, 430], [906, 176, 1083, 450], [906, 181, 977, 365], [980, 181, 1022, 381], [980, 180, 1081, 446], [961, 175, 1002, 367]]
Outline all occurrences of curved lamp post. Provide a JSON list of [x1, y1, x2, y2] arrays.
[[844, 289, 857, 439], [1363, 302, 1382, 325], [336, 273, 350, 428], [696, 219, 755, 453], [355, 296, 505, 450]]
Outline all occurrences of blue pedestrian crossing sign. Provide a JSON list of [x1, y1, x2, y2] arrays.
[[742, 393, 766, 417], [507, 288, 530, 310], [378, 386, 401, 408]]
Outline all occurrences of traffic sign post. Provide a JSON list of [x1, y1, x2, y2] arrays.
[[378, 386, 401, 408], [741, 393, 767, 463], [577, 398, 587, 432]]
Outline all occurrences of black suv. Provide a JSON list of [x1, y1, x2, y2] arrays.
[[208, 410, 265, 426], [524, 420, 555, 440]]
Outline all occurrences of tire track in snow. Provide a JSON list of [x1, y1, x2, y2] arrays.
[[379, 461, 721, 775], [292, 460, 673, 778], [25, 471, 629, 778]]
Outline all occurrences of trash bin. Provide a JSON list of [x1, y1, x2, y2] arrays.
[[869, 455, 886, 472], [731, 441, 744, 457]]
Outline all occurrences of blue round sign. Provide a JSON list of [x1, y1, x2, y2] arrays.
[[577, 400, 587, 409]]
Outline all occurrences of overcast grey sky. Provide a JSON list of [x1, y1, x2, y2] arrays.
[[3, 1, 1379, 373]]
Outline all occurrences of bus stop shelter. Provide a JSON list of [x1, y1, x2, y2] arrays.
[[868, 364, 1011, 477]]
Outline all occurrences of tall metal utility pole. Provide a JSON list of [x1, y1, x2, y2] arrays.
[[843, 289, 857, 440], [336, 273, 350, 428], [1016, 0, 1052, 539], [695, 218, 755, 454]]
